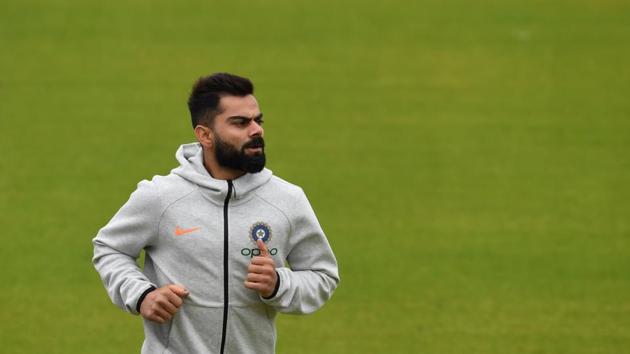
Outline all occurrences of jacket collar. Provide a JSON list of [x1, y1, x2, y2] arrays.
[[171, 142, 272, 203]]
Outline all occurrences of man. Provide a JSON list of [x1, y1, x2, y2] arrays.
[[92, 73, 340, 354]]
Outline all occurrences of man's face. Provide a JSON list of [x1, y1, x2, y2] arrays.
[[210, 95, 265, 173]]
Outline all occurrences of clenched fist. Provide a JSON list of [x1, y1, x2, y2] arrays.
[[244, 239, 278, 298], [140, 284, 189, 323]]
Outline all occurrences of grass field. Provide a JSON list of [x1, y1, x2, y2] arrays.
[[1, 0, 629, 353]]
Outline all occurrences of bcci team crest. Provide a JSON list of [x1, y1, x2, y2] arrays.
[[249, 222, 272, 244], [242, 221, 277, 257]]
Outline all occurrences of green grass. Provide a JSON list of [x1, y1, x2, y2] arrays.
[[1, 0, 629, 353]]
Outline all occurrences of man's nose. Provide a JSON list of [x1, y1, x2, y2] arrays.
[[249, 121, 264, 137]]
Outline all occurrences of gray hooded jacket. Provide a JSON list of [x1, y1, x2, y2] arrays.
[[92, 142, 340, 354]]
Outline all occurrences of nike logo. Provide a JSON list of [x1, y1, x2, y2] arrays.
[[175, 226, 201, 236]]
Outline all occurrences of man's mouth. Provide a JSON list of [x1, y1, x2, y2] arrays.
[[243, 137, 265, 154]]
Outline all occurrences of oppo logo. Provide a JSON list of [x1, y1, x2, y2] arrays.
[[240, 247, 278, 257]]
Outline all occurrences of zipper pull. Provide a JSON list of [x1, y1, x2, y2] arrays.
[[228, 180, 235, 199]]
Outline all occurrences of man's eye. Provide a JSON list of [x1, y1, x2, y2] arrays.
[[256, 119, 264, 125]]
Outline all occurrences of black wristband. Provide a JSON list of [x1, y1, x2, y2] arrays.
[[136, 286, 157, 313], [262, 271, 281, 299]]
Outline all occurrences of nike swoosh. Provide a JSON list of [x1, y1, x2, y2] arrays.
[[175, 226, 201, 236]]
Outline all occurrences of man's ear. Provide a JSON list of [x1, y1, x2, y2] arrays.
[[194, 125, 214, 149]]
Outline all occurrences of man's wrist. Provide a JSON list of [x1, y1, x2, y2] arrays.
[[262, 271, 280, 299], [136, 286, 157, 313]]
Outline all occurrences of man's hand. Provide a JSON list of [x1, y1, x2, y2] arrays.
[[244, 239, 278, 298], [140, 284, 189, 323]]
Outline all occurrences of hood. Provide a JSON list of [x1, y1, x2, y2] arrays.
[[171, 142, 272, 201]]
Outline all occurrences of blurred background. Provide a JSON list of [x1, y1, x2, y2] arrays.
[[1, 0, 629, 353]]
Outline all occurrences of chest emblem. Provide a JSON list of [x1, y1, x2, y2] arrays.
[[242, 222, 277, 257], [249, 222, 272, 244]]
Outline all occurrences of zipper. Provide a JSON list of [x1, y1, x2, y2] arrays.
[[220, 180, 233, 354]]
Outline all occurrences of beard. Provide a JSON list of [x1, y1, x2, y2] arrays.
[[214, 134, 266, 173]]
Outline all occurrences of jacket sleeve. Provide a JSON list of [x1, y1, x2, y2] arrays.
[[92, 180, 160, 315], [261, 190, 340, 314]]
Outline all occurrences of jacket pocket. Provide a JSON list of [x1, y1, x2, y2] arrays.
[[141, 315, 173, 354], [165, 304, 223, 353], [227, 304, 276, 354]]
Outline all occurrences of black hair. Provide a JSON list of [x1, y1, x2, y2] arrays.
[[187, 72, 254, 128]]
